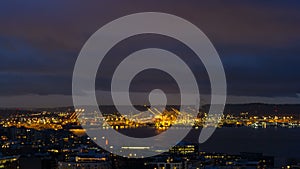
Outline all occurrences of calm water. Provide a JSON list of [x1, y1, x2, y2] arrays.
[[198, 127, 300, 167], [119, 127, 300, 166]]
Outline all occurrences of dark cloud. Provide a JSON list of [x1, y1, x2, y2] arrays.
[[0, 72, 71, 96], [0, 0, 300, 106]]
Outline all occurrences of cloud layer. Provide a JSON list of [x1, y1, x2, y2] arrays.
[[0, 1, 300, 107]]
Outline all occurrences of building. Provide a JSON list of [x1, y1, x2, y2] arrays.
[[0, 154, 20, 169], [58, 161, 111, 169], [144, 155, 188, 169], [144, 161, 185, 169], [169, 141, 198, 156], [58, 150, 111, 169]]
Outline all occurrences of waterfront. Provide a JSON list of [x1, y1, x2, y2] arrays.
[[84, 126, 300, 167], [195, 127, 300, 167], [117, 127, 300, 167]]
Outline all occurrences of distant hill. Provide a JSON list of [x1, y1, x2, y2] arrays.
[[1, 103, 300, 119], [202, 103, 300, 117]]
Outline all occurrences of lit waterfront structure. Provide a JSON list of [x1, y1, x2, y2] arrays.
[[2, 106, 300, 132], [58, 150, 111, 169]]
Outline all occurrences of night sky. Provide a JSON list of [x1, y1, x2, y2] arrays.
[[0, 1, 300, 107]]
